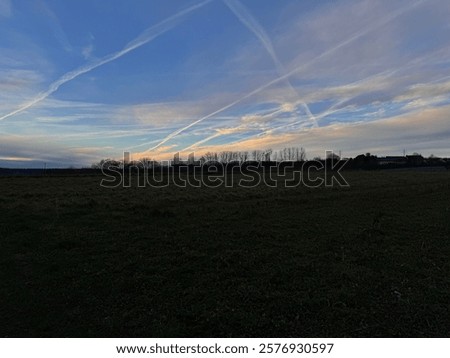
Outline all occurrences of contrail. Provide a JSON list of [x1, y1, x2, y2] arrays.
[[183, 108, 312, 152], [145, 98, 246, 151], [224, 0, 278, 68], [223, 0, 317, 127], [146, 0, 427, 153], [182, 48, 445, 151], [181, 105, 286, 151], [0, 0, 212, 122], [186, 70, 404, 149], [183, 132, 223, 151]]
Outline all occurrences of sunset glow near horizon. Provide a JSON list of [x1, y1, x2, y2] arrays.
[[1, 0, 450, 168]]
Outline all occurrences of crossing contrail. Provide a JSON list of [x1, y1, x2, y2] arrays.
[[0, 0, 212, 122], [181, 105, 286, 151], [223, 0, 317, 127], [145, 0, 428, 153], [198, 61, 441, 149]]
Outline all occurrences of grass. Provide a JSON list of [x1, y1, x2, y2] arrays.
[[0, 170, 449, 337]]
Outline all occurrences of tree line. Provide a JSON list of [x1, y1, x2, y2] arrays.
[[92, 149, 450, 170], [199, 147, 306, 163], [92, 147, 307, 168]]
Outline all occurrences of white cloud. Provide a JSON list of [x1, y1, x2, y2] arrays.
[[81, 44, 94, 60], [149, 0, 438, 151], [81, 33, 95, 60], [174, 105, 450, 159], [0, 69, 44, 91], [0, 134, 110, 167], [2, 0, 450, 166], [123, 101, 208, 127]]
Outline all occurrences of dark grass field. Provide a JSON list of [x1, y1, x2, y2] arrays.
[[0, 170, 449, 337]]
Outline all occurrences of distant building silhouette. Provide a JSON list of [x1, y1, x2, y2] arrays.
[[377, 156, 408, 166], [173, 152, 180, 165], [406, 154, 424, 166], [124, 152, 130, 165], [188, 152, 195, 165]]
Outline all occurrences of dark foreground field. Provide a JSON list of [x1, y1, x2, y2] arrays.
[[0, 171, 449, 337]]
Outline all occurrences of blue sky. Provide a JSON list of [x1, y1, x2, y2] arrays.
[[1, 0, 449, 167]]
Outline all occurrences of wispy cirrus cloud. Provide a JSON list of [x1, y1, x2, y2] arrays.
[[0, 69, 44, 92], [168, 104, 450, 161], [82, 44, 94, 60], [0, 133, 112, 168], [148, 0, 431, 154], [2, 0, 450, 167]]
